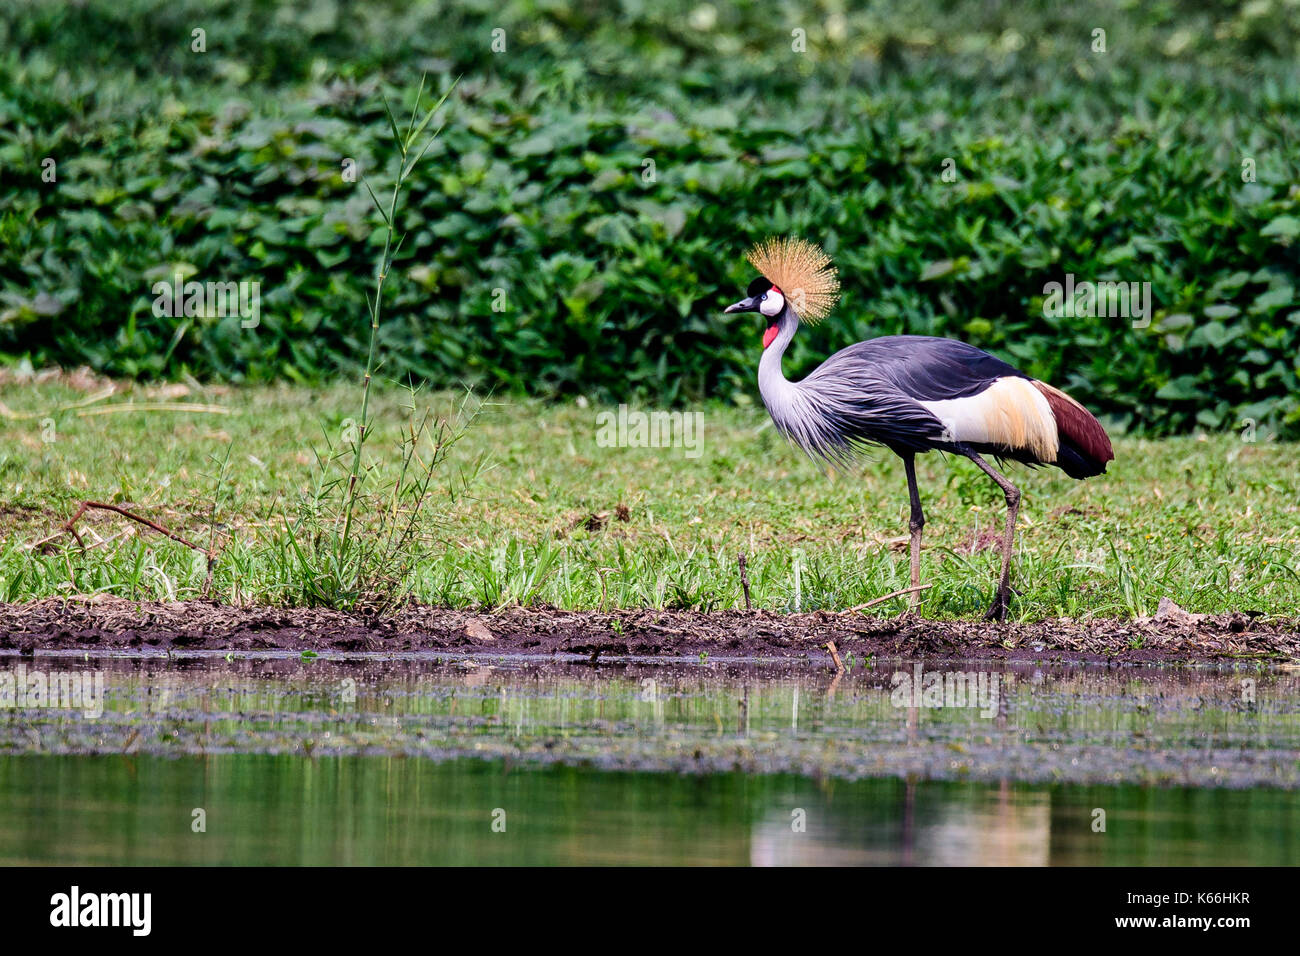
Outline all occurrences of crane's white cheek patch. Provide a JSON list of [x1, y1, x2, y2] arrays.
[[759, 290, 784, 316], [919, 377, 1058, 461]]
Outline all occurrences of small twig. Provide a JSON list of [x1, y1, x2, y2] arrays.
[[0, 385, 117, 420], [200, 557, 215, 599], [595, 567, 617, 610], [839, 584, 932, 615], [75, 402, 230, 417], [33, 501, 219, 586], [823, 640, 845, 673], [40, 501, 208, 552], [737, 552, 752, 610]]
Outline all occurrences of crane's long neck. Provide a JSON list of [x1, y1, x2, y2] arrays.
[[757, 307, 846, 464], [757, 305, 805, 433]]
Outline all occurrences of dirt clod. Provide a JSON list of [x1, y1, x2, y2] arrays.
[[1154, 597, 1205, 624]]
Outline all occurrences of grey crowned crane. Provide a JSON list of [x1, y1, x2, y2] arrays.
[[724, 237, 1114, 621]]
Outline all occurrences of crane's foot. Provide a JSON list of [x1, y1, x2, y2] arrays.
[[983, 587, 1014, 622]]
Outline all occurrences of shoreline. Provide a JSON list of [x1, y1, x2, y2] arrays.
[[1, 598, 1294, 665]]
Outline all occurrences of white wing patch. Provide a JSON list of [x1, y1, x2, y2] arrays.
[[918, 376, 1058, 462]]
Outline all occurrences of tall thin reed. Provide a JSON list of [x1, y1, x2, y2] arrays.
[[339, 75, 457, 563]]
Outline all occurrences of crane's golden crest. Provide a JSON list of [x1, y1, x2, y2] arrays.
[[745, 237, 840, 323]]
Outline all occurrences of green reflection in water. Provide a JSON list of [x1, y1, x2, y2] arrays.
[[1, 754, 1297, 865]]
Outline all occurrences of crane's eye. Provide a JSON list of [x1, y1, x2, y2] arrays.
[[760, 293, 768, 301]]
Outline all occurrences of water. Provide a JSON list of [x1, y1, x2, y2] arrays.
[[1, 653, 1298, 865]]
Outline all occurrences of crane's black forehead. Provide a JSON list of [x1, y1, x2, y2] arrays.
[[746, 275, 773, 298]]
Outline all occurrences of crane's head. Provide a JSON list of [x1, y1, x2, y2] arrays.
[[722, 237, 840, 348], [724, 276, 789, 347]]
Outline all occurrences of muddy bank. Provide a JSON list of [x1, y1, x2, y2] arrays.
[[0, 598, 1295, 664]]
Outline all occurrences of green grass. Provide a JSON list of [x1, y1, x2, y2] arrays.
[[2, 374, 1297, 620]]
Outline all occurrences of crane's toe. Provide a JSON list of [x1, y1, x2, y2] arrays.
[[984, 587, 1015, 622]]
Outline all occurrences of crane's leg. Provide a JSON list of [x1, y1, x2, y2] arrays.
[[964, 451, 1021, 622], [902, 453, 925, 609]]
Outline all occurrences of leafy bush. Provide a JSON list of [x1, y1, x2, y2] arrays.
[[2, 0, 1299, 435]]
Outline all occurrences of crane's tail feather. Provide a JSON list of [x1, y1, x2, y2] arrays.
[[1032, 381, 1114, 478]]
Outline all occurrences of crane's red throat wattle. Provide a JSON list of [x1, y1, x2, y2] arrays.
[[762, 325, 779, 349]]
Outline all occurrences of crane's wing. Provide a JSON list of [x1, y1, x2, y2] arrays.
[[811, 335, 1029, 401], [793, 335, 1035, 462], [784, 335, 1111, 477]]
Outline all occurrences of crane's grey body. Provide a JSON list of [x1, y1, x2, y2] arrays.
[[759, 306, 1027, 464]]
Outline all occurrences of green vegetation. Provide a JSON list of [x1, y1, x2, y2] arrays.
[[3, 1, 1300, 436], [2, 377, 1296, 618]]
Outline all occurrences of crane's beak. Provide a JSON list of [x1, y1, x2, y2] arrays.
[[724, 296, 757, 314]]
